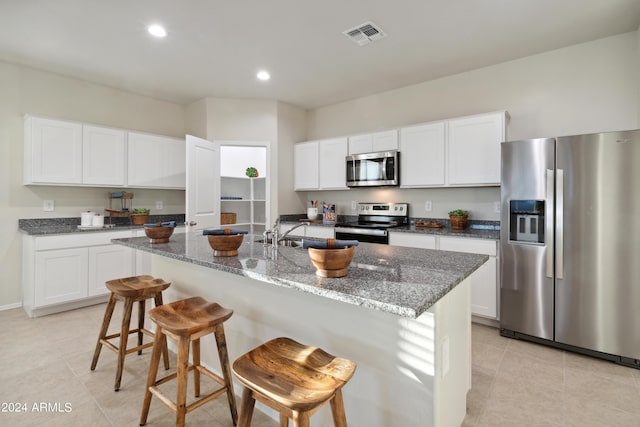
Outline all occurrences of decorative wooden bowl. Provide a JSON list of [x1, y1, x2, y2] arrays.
[[144, 226, 174, 243], [308, 245, 356, 278], [207, 234, 244, 257]]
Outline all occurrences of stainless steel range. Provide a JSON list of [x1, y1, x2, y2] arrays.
[[334, 203, 408, 244]]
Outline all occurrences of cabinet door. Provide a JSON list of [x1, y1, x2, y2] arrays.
[[34, 248, 88, 307], [448, 112, 506, 185], [26, 116, 83, 184], [128, 132, 164, 187], [163, 137, 186, 188], [372, 130, 399, 152], [439, 236, 498, 318], [305, 225, 334, 239], [347, 134, 372, 155], [294, 141, 319, 190], [400, 122, 446, 187], [82, 125, 126, 185], [88, 245, 134, 297], [319, 137, 348, 190]]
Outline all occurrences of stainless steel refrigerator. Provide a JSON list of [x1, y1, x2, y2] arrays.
[[500, 130, 640, 367]]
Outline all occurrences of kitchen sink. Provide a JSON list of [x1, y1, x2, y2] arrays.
[[255, 238, 303, 248]]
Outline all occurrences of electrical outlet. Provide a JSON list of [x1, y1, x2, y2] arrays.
[[43, 200, 54, 212], [351, 201, 357, 210], [425, 200, 432, 212], [155, 201, 164, 210], [494, 201, 501, 214]]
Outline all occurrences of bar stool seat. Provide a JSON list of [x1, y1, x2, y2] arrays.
[[232, 337, 357, 427], [140, 296, 238, 427], [90, 275, 171, 391]]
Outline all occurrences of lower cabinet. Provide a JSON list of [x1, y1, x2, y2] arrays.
[[389, 232, 499, 320], [279, 224, 335, 239], [23, 230, 135, 317]]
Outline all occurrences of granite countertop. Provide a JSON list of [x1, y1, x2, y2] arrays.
[[18, 215, 186, 236], [112, 232, 488, 319]]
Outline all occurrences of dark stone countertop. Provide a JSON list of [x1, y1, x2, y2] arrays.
[[18, 214, 186, 236], [112, 232, 488, 319]]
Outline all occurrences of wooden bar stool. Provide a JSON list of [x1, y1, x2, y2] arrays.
[[91, 275, 171, 391], [232, 337, 357, 427], [139, 296, 238, 427]]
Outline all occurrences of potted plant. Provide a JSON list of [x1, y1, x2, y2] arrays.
[[448, 209, 469, 230], [131, 208, 150, 225], [245, 167, 259, 178]]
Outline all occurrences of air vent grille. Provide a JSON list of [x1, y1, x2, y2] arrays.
[[343, 21, 387, 46]]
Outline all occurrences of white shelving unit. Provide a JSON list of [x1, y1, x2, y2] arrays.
[[220, 176, 266, 234]]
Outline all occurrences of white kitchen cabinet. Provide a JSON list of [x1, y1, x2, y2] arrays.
[[82, 124, 126, 186], [34, 248, 88, 307], [447, 111, 508, 186], [128, 132, 186, 189], [439, 236, 498, 319], [279, 224, 334, 239], [399, 122, 446, 187], [294, 141, 319, 190], [388, 232, 437, 249], [88, 244, 134, 296], [319, 137, 348, 190], [23, 230, 136, 317], [24, 116, 83, 185], [348, 130, 398, 155], [221, 177, 267, 234]]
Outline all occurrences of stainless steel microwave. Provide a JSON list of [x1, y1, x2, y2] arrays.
[[346, 150, 399, 187]]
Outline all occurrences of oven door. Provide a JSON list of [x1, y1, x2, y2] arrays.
[[334, 227, 389, 244]]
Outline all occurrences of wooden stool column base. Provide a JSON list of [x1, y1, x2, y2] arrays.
[[90, 275, 171, 391], [232, 337, 356, 427], [139, 296, 238, 427]]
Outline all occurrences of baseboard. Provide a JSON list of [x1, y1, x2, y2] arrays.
[[0, 302, 23, 312], [472, 315, 499, 328]]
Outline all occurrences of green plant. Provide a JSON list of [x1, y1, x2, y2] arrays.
[[448, 209, 468, 217], [245, 167, 259, 178], [132, 208, 150, 214]]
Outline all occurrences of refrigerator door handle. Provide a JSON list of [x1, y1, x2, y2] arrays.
[[556, 169, 564, 279], [546, 169, 554, 278]]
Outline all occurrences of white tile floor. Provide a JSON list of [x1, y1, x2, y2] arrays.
[[1, 303, 639, 426]]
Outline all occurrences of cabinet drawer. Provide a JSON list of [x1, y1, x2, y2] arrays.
[[389, 232, 437, 249], [35, 230, 133, 251], [439, 236, 496, 256]]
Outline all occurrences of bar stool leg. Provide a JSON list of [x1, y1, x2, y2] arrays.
[[192, 338, 201, 397], [176, 335, 191, 427], [91, 293, 116, 371], [279, 413, 289, 427], [214, 325, 238, 425], [292, 411, 310, 427], [140, 328, 166, 426], [115, 297, 134, 391], [154, 292, 170, 370], [137, 299, 145, 355], [237, 387, 255, 427], [329, 389, 348, 427]]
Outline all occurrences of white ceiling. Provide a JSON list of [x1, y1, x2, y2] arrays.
[[1, 0, 639, 110]]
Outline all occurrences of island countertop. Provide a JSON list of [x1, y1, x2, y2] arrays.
[[112, 232, 488, 318]]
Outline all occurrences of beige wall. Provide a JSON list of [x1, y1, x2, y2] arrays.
[[0, 61, 186, 308], [276, 102, 309, 215], [299, 31, 639, 219]]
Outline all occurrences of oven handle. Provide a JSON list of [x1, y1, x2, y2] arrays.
[[334, 227, 388, 237]]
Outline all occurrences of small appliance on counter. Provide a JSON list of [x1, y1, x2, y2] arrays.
[[335, 202, 408, 244]]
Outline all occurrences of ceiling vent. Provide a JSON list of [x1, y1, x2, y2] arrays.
[[343, 21, 387, 46]]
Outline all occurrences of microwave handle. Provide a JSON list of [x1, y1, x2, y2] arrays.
[[381, 157, 387, 180]]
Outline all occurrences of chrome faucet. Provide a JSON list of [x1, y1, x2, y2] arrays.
[[278, 222, 310, 242]]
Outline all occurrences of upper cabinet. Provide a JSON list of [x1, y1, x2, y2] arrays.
[[24, 116, 83, 185], [24, 115, 185, 189], [400, 121, 446, 187], [348, 130, 398, 155], [294, 137, 349, 191], [128, 132, 185, 189], [82, 125, 126, 186], [447, 112, 508, 186], [399, 111, 509, 188]]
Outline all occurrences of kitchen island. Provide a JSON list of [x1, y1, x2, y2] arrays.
[[113, 232, 488, 427]]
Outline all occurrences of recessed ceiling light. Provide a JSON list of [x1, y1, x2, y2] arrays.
[[256, 70, 270, 81], [148, 25, 167, 38]]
